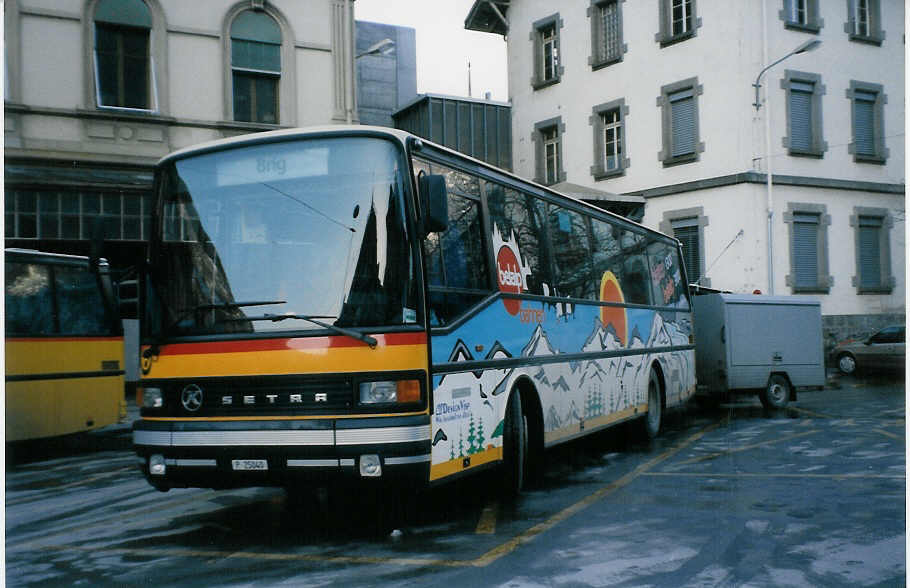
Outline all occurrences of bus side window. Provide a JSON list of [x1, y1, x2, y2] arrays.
[[647, 241, 686, 308], [547, 205, 595, 300], [485, 183, 552, 296], [55, 265, 109, 336], [5, 262, 56, 336], [421, 161, 490, 326]]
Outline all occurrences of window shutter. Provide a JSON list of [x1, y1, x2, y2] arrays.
[[669, 89, 696, 157], [858, 216, 882, 288], [853, 91, 876, 157], [792, 213, 818, 288], [789, 82, 813, 151], [671, 218, 699, 283]]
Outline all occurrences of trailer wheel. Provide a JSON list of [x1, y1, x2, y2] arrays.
[[641, 369, 663, 440], [502, 391, 528, 498], [760, 374, 791, 409]]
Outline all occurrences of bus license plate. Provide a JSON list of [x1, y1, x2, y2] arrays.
[[232, 459, 268, 471]]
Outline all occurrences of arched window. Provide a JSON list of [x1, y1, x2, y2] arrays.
[[230, 10, 281, 124], [94, 0, 154, 110]]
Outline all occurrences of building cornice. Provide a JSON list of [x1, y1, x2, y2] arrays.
[[626, 172, 904, 199], [4, 102, 286, 133]]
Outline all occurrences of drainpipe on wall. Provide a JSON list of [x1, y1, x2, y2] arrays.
[[762, 0, 775, 295]]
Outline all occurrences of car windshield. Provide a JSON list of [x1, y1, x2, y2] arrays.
[[148, 136, 418, 337]]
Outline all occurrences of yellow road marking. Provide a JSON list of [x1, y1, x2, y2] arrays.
[[788, 407, 834, 419], [872, 428, 903, 440], [475, 502, 499, 535], [667, 429, 820, 469], [5, 467, 136, 507]]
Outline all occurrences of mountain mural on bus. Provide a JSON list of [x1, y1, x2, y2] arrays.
[[429, 222, 694, 472]]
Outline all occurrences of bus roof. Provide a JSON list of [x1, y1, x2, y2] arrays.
[[157, 125, 413, 167]]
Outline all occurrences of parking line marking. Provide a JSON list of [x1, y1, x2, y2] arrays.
[[788, 407, 834, 419], [666, 429, 820, 469], [475, 502, 499, 534], [21, 423, 721, 570], [872, 428, 903, 440]]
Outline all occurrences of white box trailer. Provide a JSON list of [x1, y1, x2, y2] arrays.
[[692, 293, 825, 408]]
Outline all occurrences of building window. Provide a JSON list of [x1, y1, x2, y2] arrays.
[[531, 14, 563, 89], [93, 0, 154, 110], [656, 0, 700, 46], [848, 82, 888, 163], [780, 0, 822, 33], [5, 190, 151, 241], [784, 204, 832, 293], [589, 0, 626, 69], [845, 0, 884, 44], [851, 208, 894, 293], [660, 208, 708, 287], [532, 117, 565, 186], [231, 10, 281, 124], [658, 78, 704, 166], [782, 70, 826, 157], [590, 98, 629, 180]]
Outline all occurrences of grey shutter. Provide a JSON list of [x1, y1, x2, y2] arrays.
[[858, 216, 882, 288], [792, 213, 818, 288], [670, 89, 696, 157], [671, 218, 699, 283], [789, 82, 813, 151], [854, 90, 876, 156]]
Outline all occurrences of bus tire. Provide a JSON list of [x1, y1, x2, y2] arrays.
[[502, 391, 528, 498], [760, 374, 791, 410], [641, 369, 663, 440]]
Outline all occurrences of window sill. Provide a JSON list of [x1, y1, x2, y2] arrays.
[[848, 33, 884, 46], [532, 78, 561, 91], [592, 168, 625, 181], [787, 147, 825, 159], [662, 153, 698, 168], [854, 154, 887, 165], [784, 22, 821, 34], [857, 286, 894, 295], [591, 56, 622, 72], [792, 286, 831, 295], [658, 31, 695, 48]]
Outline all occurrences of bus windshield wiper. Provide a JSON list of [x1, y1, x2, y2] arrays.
[[224, 313, 378, 349], [165, 300, 287, 335]]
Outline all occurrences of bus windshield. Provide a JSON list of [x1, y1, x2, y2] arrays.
[[150, 136, 418, 337]]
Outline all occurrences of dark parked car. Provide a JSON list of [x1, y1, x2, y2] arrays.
[[834, 325, 905, 375]]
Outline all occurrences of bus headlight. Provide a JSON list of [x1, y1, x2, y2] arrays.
[[141, 387, 164, 408], [358, 380, 420, 405]]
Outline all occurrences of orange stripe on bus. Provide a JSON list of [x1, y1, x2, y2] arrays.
[[149, 332, 427, 356]]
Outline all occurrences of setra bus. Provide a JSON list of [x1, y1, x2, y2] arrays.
[[131, 127, 695, 496], [5, 248, 125, 441]]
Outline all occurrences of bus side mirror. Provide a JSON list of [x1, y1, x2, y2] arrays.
[[118, 279, 139, 320], [418, 174, 448, 235]]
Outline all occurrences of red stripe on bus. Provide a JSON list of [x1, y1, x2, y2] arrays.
[[149, 332, 428, 356]]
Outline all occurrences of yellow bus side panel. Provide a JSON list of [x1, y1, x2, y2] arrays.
[[430, 446, 503, 482], [543, 403, 646, 446], [6, 338, 125, 441]]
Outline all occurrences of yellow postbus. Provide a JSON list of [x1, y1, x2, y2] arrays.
[[132, 127, 695, 499], [5, 249, 125, 441]]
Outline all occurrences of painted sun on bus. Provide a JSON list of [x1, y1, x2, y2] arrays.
[[130, 126, 695, 499]]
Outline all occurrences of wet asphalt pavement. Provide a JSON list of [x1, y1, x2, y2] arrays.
[[5, 372, 905, 587]]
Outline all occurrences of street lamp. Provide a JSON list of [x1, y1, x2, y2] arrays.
[[356, 38, 394, 59], [753, 38, 821, 295]]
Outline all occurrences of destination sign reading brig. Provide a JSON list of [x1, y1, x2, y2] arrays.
[[215, 146, 330, 186]]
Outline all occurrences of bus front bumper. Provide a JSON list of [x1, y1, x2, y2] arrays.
[[132, 415, 431, 491]]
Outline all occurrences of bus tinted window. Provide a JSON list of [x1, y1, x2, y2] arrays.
[[548, 205, 595, 300], [647, 240, 689, 309], [486, 184, 552, 296], [590, 220, 651, 305], [420, 160, 490, 326], [55, 265, 110, 335], [5, 262, 55, 336]]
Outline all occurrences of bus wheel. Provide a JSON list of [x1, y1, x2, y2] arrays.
[[502, 391, 528, 498], [760, 374, 791, 410], [641, 369, 663, 440]]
